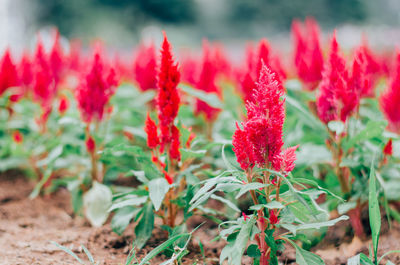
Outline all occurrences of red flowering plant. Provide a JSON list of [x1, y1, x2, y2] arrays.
[[108, 33, 205, 250], [283, 31, 394, 241], [190, 64, 347, 265]]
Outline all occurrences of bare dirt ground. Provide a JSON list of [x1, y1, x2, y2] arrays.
[[1, 171, 400, 265]]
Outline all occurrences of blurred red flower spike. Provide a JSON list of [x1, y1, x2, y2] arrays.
[[0, 49, 19, 96], [86, 136, 96, 154], [133, 42, 158, 91], [383, 139, 393, 156], [12, 130, 23, 144], [144, 113, 160, 149]]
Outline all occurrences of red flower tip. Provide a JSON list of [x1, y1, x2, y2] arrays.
[[49, 29, 65, 85], [164, 171, 174, 185], [168, 125, 181, 161], [58, 95, 69, 114], [279, 145, 299, 174], [292, 18, 324, 89], [194, 41, 222, 121], [12, 130, 23, 144], [317, 32, 358, 123], [185, 127, 196, 148], [0, 48, 19, 96], [232, 122, 254, 171], [144, 113, 160, 149], [383, 139, 393, 156], [133, 42, 158, 91], [380, 51, 400, 134], [86, 136, 96, 154], [76, 51, 118, 123], [242, 212, 249, 221], [269, 210, 279, 225]]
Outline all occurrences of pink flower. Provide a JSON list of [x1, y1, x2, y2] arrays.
[[58, 95, 69, 115], [380, 51, 400, 134], [0, 49, 19, 96], [133, 42, 158, 91], [86, 136, 96, 154], [232, 122, 254, 171], [145, 113, 160, 149], [12, 130, 23, 144], [242, 212, 249, 221], [76, 51, 118, 124], [194, 41, 221, 121], [316, 32, 358, 123], [292, 18, 324, 90], [268, 210, 279, 225], [279, 145, 299, 173], [157, 32, 181, 155], [49, 30, 65, 86]]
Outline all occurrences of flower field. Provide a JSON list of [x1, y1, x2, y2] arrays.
[[1, 18, 400, 264]]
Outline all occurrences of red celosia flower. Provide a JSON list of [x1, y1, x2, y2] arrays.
[[169, 125, 181, 161], [86, 136, 96, 153], [68, 40, 82, 72], [180, 52, 199, 86], [164, 171, 174, 185], [0, 49, 19, 96], [195, 41, 221, 121], [279, 145, 299, 173], [383, 139, 393, 156], [232, 123, 255, 171], [12, 130, 23, 144], [145, 113, 160, 149], [49, 30, 65, 86], [19, 52, 33, 87], [32, 39, 56, 109], [292, 18, 324, 90], [357, 41, 381, 97], [242, 212, 249, 221], [76, 51, 118, 124], [316, 32, 358, 123], [157, 32, 181, 155], [213, 43, 231, 78], [269, 210, 279, 225], [133, 42, 158, 91], [58, 95, 69, 114], [380, 51, 400, 133]]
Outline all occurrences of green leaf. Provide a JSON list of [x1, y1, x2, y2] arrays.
[[220, 217, 256, 265], [148, 178, 170, 211], [81, 244, 95, 264], [328, 121, 345, 135], [369, 160, 381, 263], [179, 83, 223, 108], [249, 201, 284, 211], [210, 194, 240, 212], [111, 207, 139, 235], [378, 250, 400, 264], [181, 149, 207, 161], [247, 244, 261, 258], [138, 233, 191, 265], [347, 253, 374, 265], [36, 145, 63, 167], [83, 182, 112, 227], [50, 241, 86, 264], [286, 238, 325, 265], [29, 170, 52, 199], [281, 215, 349, 235], [135, 202, 154, 249], [344, 121, 387, 151], [109, 194, 147, 212], [235, 183, 269, 199]]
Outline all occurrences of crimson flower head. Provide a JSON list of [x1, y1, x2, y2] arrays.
[[195, 41, 221, 121], [233, 63, 297, 173], [32, 39, 55, 109], [157, 32, 181, 158], [76, 51, 119, 124], [144, 113, 160, 149], [19, 52, 33, 87], [316, 32, 358, 124], [49, 30, 65, 86], [133, 42, 158, 91], [0, 49, 19, 96], [292, 18, 324, 89], [383, 139, 393, 156], [180, 52, 199, 86], [358, 41, 381, 97], [380, 51, 400, 134]]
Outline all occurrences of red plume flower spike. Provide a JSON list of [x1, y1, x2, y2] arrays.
[[316, 32, 358, 124], [0, 49, 19, 97], [195, 41, 221, 121], [145, 113, 160, 149], [383, 139, 393, 156], [157, 32, 181, 159], [12, 130, 23, 144], [380, 51, 400, 134], [49, 30, 65, 86], [232, 122, 254, 171], [76, 51, 119, 124], [133, 42, 158, 91], [292, 18, 324, 89]]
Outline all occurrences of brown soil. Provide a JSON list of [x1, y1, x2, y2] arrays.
[[1, 172, 400, 265]]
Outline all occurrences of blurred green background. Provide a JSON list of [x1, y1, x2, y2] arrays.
[[2, 0, 400, 50]]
